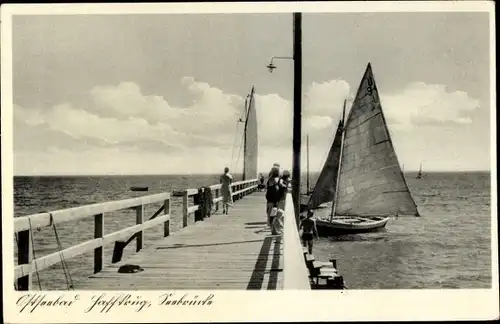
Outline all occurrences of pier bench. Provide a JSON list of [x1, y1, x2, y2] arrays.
[[302, 247, 344, 289]]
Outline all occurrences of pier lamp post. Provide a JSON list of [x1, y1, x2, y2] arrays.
[[266, 56, 294, 73], [266, 12, 302, 226]]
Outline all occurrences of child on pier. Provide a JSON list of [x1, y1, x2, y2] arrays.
[[220, 167, 233, 215], [299, 210, 318, 254]]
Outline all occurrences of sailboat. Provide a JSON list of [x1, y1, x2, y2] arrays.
[[311, 63, 420, 235], [416, 163, 423, 179], [242, 86, 259, 180]]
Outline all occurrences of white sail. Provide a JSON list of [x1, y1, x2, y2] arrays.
[[243, 86, 258, 180], [307, 120, 343, 209], [335, 63, 419, 217]]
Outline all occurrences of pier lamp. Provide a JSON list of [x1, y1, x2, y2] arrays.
[[266, 13, 302, 226], [266, 56, 293, 73]]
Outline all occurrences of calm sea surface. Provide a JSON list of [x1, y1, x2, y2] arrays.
[[13, 172, 492, 290]]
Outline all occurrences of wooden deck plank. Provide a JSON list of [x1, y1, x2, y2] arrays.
[[76, 192, 284, 290]]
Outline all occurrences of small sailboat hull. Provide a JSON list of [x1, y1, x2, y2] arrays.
[[315, 216, 389, 236], [130, 186, 149, 192]]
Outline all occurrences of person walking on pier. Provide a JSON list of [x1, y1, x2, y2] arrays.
[[299, 210, 319, 254], [266, 167, 281, 230], [268, 163, 280, 178], [270, 169, 292, 235], [220, 167, 233, 215], [258, 173, 265, 191], [280, 170, 292, 194]]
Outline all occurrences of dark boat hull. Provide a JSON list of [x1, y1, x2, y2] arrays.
[[315, 216, 389, 236], [130, 187, 149, 192]]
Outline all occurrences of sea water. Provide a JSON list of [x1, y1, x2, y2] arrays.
[[12, 172, 491, 289]]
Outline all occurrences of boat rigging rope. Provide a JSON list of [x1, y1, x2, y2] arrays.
[[27, 218, 43, 290], [229, 119, 242, 171], [234, 132, 245, 176], [14, 232, 20, 289], [51, 214, 74, 290], [230, 97, 248, 172]]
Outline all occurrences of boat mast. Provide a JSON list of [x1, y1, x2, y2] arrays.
[[242, 87, 254, 180], [306, 134, 310, 193], [330, 99, 347, 221]]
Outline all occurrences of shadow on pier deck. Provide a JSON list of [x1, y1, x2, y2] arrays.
[[80, 193, 284, 290], [14, 179, 311, 290]]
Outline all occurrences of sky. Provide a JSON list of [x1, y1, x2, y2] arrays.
[[9, 11, 492, 175]]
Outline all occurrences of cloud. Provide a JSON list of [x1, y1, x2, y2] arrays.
[[304, 80, 351, 118], [89, 82, 186, 123], [381, 82, 480, 130], [13, 77, 483, 174], [15, 103, 189, 151]]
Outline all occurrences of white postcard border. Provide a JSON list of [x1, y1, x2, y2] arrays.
[[1, 1, 498, 322]]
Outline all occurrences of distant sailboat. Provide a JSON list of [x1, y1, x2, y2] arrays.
[[311, 63, 420, 235], [416, 163, 423, 179]]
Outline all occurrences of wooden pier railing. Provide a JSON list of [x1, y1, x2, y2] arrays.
[[14, 178, 259, 290], [171, 178, 259, 225]]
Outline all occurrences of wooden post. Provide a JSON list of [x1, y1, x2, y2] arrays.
[[200, 188, 207, 220], [292, 12, 303, 226], [136, 205, 144, 252], [215, 189, 219, 212], [94, 213, 104, 274], [182, 190, 188, 227], [163, 199, 170, 237], [16, 230, 32, 290]]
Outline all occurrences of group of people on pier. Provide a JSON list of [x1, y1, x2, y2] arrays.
[[219, 163, 317, 253], [264, 163, 290, 235]]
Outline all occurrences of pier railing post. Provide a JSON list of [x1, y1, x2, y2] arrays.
[[215, 188, 220, 212], [198, 188, 207, 221], [16, 230, 32, 290], [233, 185, 239, 202], [194, 189, 202, 222], [182, 190, 188, 227], [163, 199, 170, 237], [94, 213, 104, 274], [136, 205, 144, 252]]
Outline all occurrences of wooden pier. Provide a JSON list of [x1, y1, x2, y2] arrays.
[[14, 178, 321, 290]]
